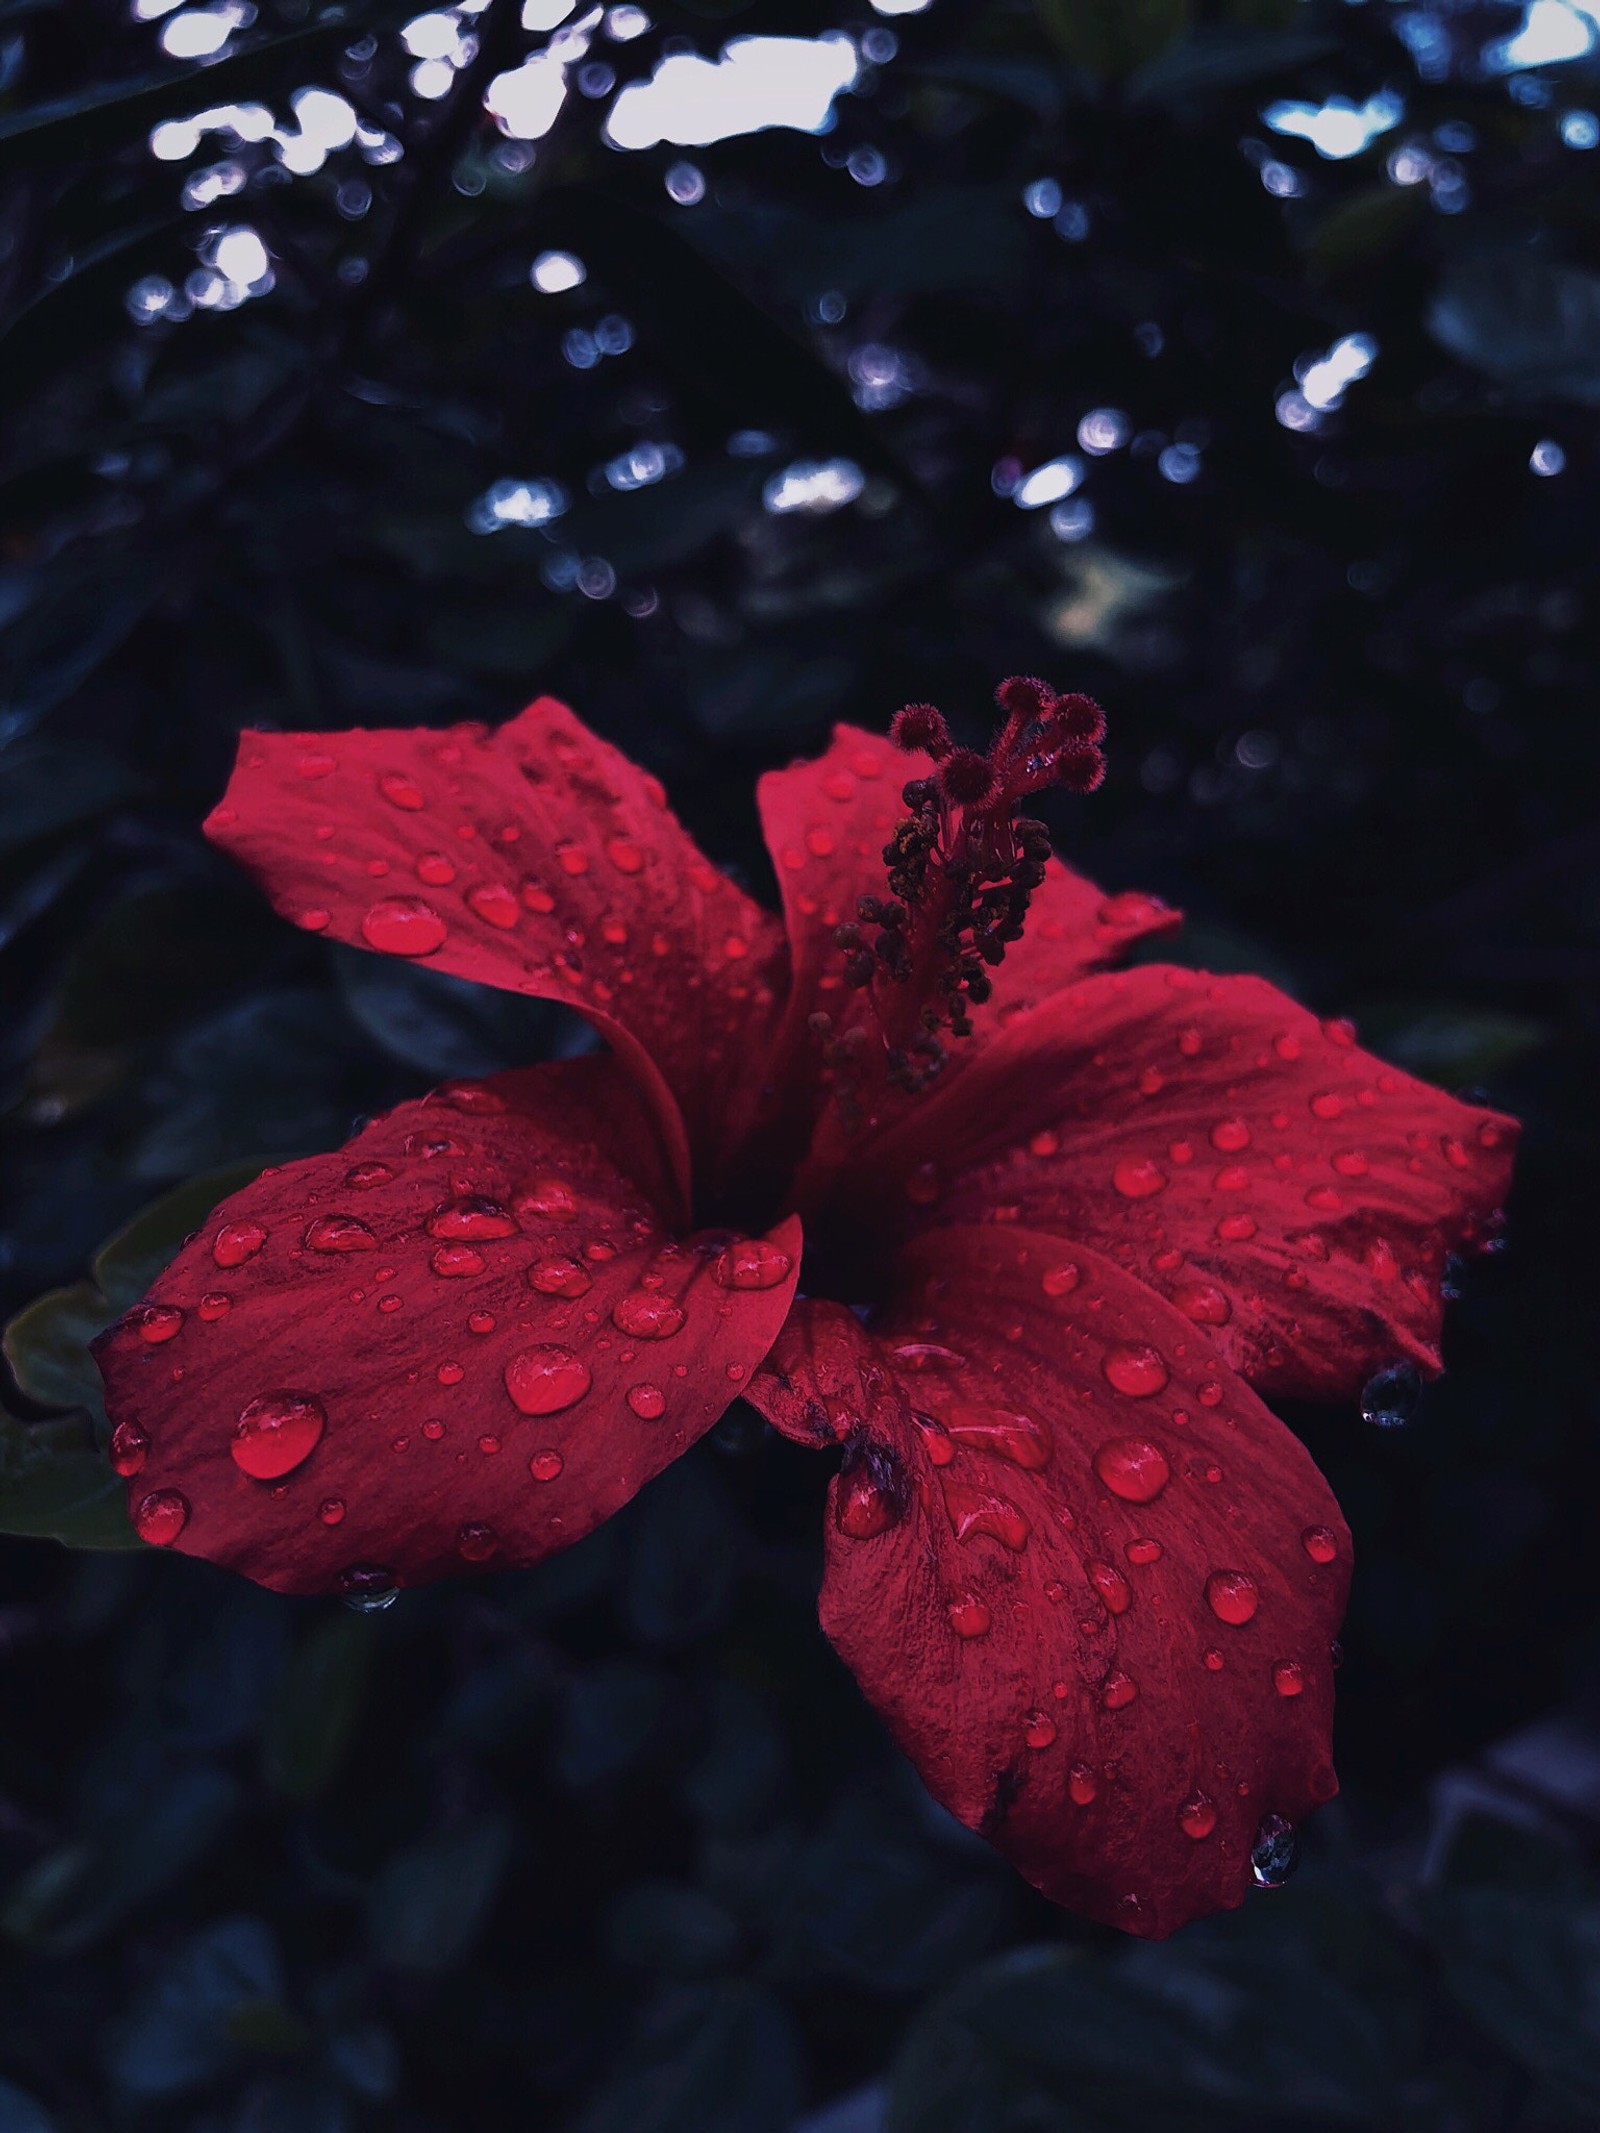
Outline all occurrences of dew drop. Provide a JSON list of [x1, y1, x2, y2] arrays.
[[468, 1309, 495, 1334], [437, 1361, 464, 1385], [1204, 1569, 1259, 1625], [1210, 1119, 1251, 1153], [835, 1439, 908, 1539], [232, 1392, 326, 1479], [516, 1178, 579, 1224], [1069, 1765, 1098, 1806], [338, 1565, 399, 1612], [1041, 1261, 1080, 1298], [1250, 1813, 1299, 1888], [1215, 1213, 1258, 1242], [319, 1497, 346, 1525], [1179, 1793, 1218, 1840], [134, 1488, 189, 1546], [1088, 1561, 1132, 1614], [1029, 1129, 1060, 1158], [296, 750, 337, 779], [520, 877, 557, 914], [428, 1195, 517, 1240], [345, 1161, 394, 1190], [212, 1220, 267, 1268], [416, 852, 457, 886], [109, 1421, 149, 1476], [464, 882, 520, 930], [1112, 1157, 1167, 1199], [305, 1214, 377, 1253], [1126, 1536, 1162, 1566], [1101, 1345, 1170, 1399], [1274, 1660, 1306, 1697], [135, 1303, 185, 1344], [528, 1256, 592, 1297], [943, 1403, 1053, 1470], [1172, 1281, 1231, 1325], [1361, 1361, 1421, 1429], [1301, 1525, 1339, 1564], [713, 1239, 794, 1290], [361, 896, 447, 956], [530, 1447, 564, 1481], [379, 772, 425, 810], [1024, 1710, 1058, 1749], [555, 841, 589, 877], [1101, 1671, 1138, 1711], [626, 1382, 666, 1419], [613, 1292, 685, 1339], [458, 1520, 499, 1562], [606, 833, 646, 874], [1093, 1436, 1171, 1501], [198, 1292, 232, 1320], [947, 1593, 991, 1638], [505, 1346, 592, 1414], [432, 1243, 484, 1277]]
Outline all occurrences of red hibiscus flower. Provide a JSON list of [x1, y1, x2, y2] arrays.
[[94, 684, 1516, 1939]]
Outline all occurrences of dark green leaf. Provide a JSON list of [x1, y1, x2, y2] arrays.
[[262, 1613, 375, 1804], [0, 1402, 136, 1549], [572, 1982, 802, 2133], [366, 1813, 515, 1976], [107, 1915, 293, 2098]]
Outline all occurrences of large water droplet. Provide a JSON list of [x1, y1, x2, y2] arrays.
[[528, 1256, 592, 1297], [134, 1488, 189, 1546], [1204, 1569, 1259, 1625], [1088, 1561, 1132, 1614], [613, 1292, 685, 1339], [941, 1480, 1030, 1551], [1250, 1813, 1299, 1888], [516, 1178, 579, 1224], [230, 1392, 324, 1481], [947, 1593, 991, 1638], [428, 1195, 517, 1240], [1112, 1157, 1167, 1199], [212, 1220, 267, 1268], [134, 1303, 184, 1345], [1361, 1361, 1421, 1429], [1101, 1345, 1170, 1399], [943, 1403, 1052, 1470], [361, 896, 447, 956], [431, 1243, 483, 1278], [1093, 1436, 1171, 1502], [505, 1346, 592, 1414], [713, 1239, 793, 1290], [305, 1215, 377, 1254], [626, 1382, 666, 1419]]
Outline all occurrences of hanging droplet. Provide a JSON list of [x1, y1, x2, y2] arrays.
[[232, 1392, 327, 1479], [834, 1438, 908, 1540], [134, 1488, 189, 1546], [338, 1565, 399, 1612], [1250, 1813, 1299, 1889], [457, 1520, 499, 1562], [1361, 1361, 1421, 1429]]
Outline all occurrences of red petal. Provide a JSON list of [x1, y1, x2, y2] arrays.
[[755, 723, 1178, 1184], [816, 966, 1517, 1401], [746, 1227, 1349, 1937], [206, 701, 787, 1206], [93, 1063, 800, 1595]]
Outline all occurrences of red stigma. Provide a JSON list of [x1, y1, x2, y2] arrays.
[[890, 704, 953, 758]]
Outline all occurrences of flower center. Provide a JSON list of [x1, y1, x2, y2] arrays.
[[823, 676, 1106, 1101]]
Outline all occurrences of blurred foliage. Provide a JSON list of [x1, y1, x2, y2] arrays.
[[2, 0, 1599, 2125]]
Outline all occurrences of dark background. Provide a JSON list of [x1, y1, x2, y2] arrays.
[[2, 0, 1599, 2126]]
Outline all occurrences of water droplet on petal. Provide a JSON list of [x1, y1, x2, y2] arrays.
[[345, 1162, 393, 1189], [1361, 1361, 1421, 1429], [505, 1346, 592, 1414], [379, 772, 425, 810], [431, 1243, 484, 1277], [1088, 1561, 1132, 1614], [428, 1195, 517, 1240], [1041, 1261, 1080, 1297], [1205, 1569, 1259, 1625], [361, 896, 447, 956], [458, 1520, 499, 1562], [465, 882, 520, 929], [198, 1292, 232, 1320], [713, 1238, 794, 1290], [135, 1303, 185, 1344], [606, 834, 646, 873], [947, 1593, 991, 1638], [134, 1488, 189, 1546], [1273, 1660, 1306, 1697], [516, 1178, 579, 1224], [528, 1256, 592, 1297], [1113, 1157, 1167, 1199], [626, 1382, 666, 1419], [319, 1497, 345, 1525], [1024, 1710, 1058, 1749], [530, 1447, 564, 1481], [943, 1403, 1053, 1470], [1093, 1436, 1171, 1501], [1069, 1765, 1098, 1805], [110, 1421, 149, 1476], [835, 1439, 909, 1539], [1210, 1119, 1251, 1152], [1301, 1525, 1339, 1564], [1250, 1813, 1299, 1888], [1179, 1793, 1218, 1840], [416, 852, 457, 886], [212, 1220, 267, 1268], [1216, 1212, 1258, 1242], [555, 841, 589, 877], [305, 1214, 378, 1253], [1125, 1536, 1162, 1565], [1172, 1281, 1231, 1325], [1101, 1345, 1169, 1399], [613, 1292, 685, 1339], [1101, 1670, 1138, 1710], [297, 750, 337, 779], [232, 1392, 326, 1479]]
